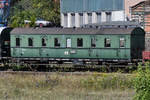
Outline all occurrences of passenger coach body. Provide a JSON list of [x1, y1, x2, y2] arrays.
[[10, 27, 145, 63]]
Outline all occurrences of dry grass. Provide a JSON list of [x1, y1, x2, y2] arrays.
[[0, 72, 135, 100]]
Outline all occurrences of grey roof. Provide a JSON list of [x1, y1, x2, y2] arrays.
[[10, 27, 136, 35]]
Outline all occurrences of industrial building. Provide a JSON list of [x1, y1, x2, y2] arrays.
[[60, 0, 143, 28], [131, 0, 150, 34], [130, 0, 150, 51]]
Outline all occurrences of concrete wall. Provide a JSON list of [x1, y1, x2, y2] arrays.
[[60, 0, 145, 27], [61, 10, 142, 27], [61, 10, 125, 27], [112, 11, 125, 21]]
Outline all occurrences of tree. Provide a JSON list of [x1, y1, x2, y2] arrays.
[[9, 0, 60, 27], [134, 62, 150, 100]]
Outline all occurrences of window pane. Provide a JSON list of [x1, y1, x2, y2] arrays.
[[120, 38, 125, 47], [54, 38, 60, 47], [5, 41, 9, 45], [16, 38, 20, 47], [77, 38, 83, 47], [42, 38, 46, 46], [105, 38, 111, 47], [28, 38, 33, 46], [91, 37, 96, 47], [66, 38, 71, 48]]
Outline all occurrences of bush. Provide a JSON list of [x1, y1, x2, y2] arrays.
[[134, 62, 150, 100]]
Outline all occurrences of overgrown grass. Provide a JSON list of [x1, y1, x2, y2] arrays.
[[81, 73, 134, 90], [0, 72, 135, 100]]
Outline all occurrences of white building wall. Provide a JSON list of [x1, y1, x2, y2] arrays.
[[68, 13, 72, 27], [61, 11, 125, 27], [79, 13, 83, 26], [61, 13, 64, 26], [84, 13, 88, 25], [63, 13, 68, 27], [61, 13, 64, 27], [101, 12, 106, 22], [71, 13, 75, 27], [92, 12, 97, 24], [112, 11, 125, 21], [75, 13, 80, 27]]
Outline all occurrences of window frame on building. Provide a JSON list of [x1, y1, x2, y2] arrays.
[[97, 12, 101, 23], [71, 13, 75, 27], [88, 13, 92, 24], [79, 13, 83, 26], [64, 13, 68, 27], [106, 12, 112, 22]]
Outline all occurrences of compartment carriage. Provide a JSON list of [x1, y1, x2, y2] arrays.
[[9, 27, 145, 64]]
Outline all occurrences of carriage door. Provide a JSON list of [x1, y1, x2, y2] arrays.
[[118, 37, 126, 59], [65, 38, 71, 58], [90, 37, 97, 58]]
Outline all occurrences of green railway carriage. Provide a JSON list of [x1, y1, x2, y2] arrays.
[[10, 27, 145, 63]]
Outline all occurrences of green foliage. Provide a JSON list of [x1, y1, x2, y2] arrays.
[[134, 62, 150, 100], [9, 0, 60, 27], [12, 64, 26, 71]]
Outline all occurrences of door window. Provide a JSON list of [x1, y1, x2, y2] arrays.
[[104, 38, 111, 47], [120, 38, 125, 48], [66, 38, 71, 48]]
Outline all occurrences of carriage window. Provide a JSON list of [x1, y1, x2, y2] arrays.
[[91, 37, 96, 47], [66, 38, 71, 48], [5, 41, 10, 45], [77, 38, 83, 47], [120, 38, 125, 48], [54, 38, 60, 47], [104, 38, 111, 47], [28, 38, 33, 46], [16, 38, 20, 47], [42, 38, 46, 46]]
